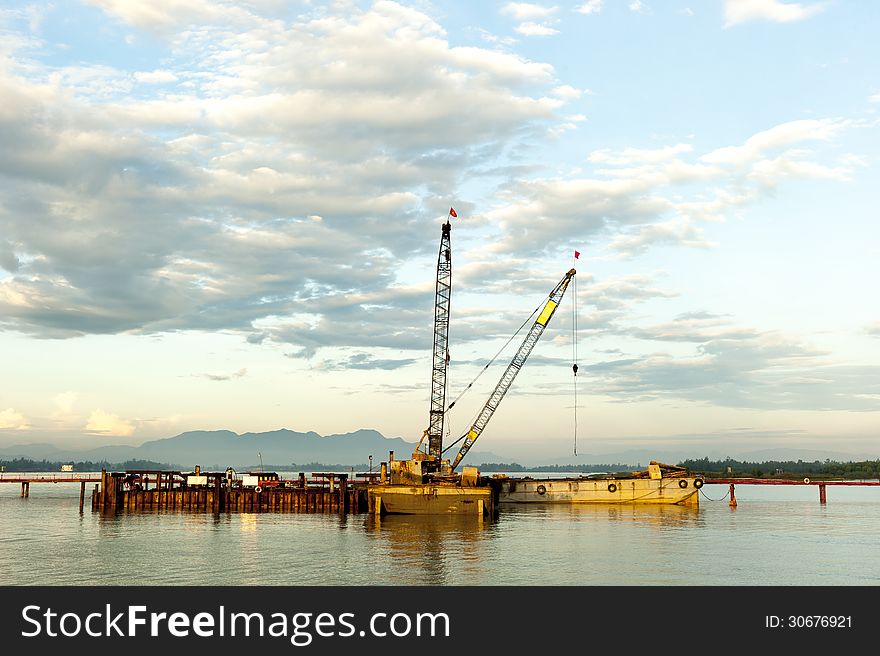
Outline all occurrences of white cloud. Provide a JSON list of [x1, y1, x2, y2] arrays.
[[628, 1, 649, 14], [133, 69, 178, 84], [85, 410, 135, 436], [53, 391, 79, 415], [869, 93, 880, 104], [700, 119, 848, 166], [609, 219, 716, 256], [483, 117, 851, 257], [575, 0, 602, 15], [515, 21, 559, 36], [0, 408, 28, 430], [202, 367, 248, 381], [501, 3, 558, 20], [749, 154, 853, 183], [551, 85, 583, 100], [723, 0, 825, 27]]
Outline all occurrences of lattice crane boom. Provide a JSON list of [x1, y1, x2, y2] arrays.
[[450, 268, 576, 471], [426, 219, 452, 458]]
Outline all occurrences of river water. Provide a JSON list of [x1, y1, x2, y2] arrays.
[[2, 474, 879, 586]]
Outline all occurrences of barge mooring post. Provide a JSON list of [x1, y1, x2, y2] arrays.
[[819, 483, 827, 504], [79, 481, 86, 513], [728, 483, 737, 508]]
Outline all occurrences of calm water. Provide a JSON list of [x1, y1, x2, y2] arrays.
[[2, 474, 879, 585]]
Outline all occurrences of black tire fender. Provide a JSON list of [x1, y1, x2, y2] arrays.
[[536, 484, 547, 495], [693, 478, 704, 489], [607, 483, 617, 493], [678, 479, 688, 489]]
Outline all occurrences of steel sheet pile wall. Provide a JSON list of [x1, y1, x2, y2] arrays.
[[92, 471, 367, 515]]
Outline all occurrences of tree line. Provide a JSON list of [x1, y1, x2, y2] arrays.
[[678, 457, 880, 480], [0, 458, 178, 472]]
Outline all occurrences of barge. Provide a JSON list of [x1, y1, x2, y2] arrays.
[[491, 462, 704, 506], [366, 451, 494, 516]]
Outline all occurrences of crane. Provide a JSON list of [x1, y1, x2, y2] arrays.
[[426, 217, 452, 459], [407, 212, 453, 481], [449, 268, 576, 471]]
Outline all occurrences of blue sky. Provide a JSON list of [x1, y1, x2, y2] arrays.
[[1, 0, 878, 462]]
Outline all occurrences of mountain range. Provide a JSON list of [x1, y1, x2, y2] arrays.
[[0, 428, 874, 469], [0, 428, 506, 469]]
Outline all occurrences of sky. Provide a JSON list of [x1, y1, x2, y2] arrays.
[[1, 0, 878, 462]]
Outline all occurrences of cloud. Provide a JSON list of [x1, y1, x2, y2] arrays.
[[575, 1, 602, 15], [501, 3, 558, 20], [0, 407, 28, 430], [700, 119, 847, 166], [0, 1, 570, 357], [53, 391, 79, 415], [723, 0, 825, 28], [133, 69, 178, 84], [514, 21, 559, 36], [318, 352, 419, 371], [628, 1, 649, 13], [609, 219, 716, 257], [0, 242, 20, 272], [485, 118, 853, 258], [85, 409, 135, 436], [866, 322, 880, 337], [584, 315, 880, 411], [202, 367, 247, 381], [502, 3, 559, 36]]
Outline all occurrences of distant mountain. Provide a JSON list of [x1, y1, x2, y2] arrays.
[[0, 428, 506, 469], [3, 431, 871, 470]]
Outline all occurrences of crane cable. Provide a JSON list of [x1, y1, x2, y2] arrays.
[[572, 271, 578, 457], [440, 303, 542, 455], [444, 303, 541, 414]]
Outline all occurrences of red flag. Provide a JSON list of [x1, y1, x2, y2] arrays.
[[574, 250, 580, 259], [449, 207, 457, 218]]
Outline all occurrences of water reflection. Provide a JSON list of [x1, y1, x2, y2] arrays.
[[500, 502, 704, 529], [364, 514, 493, 585]]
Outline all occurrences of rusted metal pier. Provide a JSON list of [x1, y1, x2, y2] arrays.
[[90, 469, 369, 515], [0, 473, 102, 512], [706, 478, 880, 507]]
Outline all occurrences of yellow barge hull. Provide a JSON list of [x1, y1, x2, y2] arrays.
[[495, 476, 701, 506], [368, 484, 494, 515]]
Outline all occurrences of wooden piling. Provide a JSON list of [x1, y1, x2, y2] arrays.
[[79, 481, 86, 513], [729, 483, 737, 508]]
